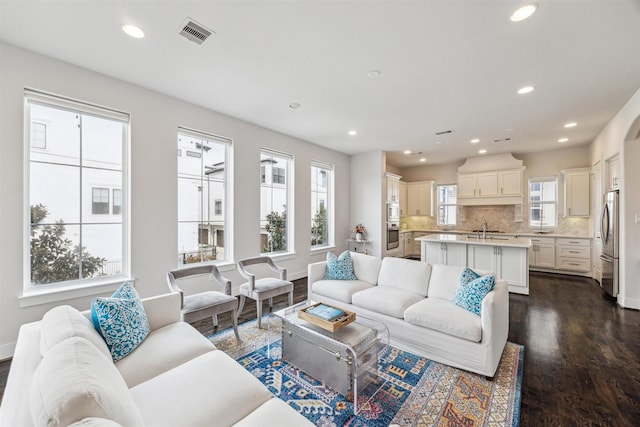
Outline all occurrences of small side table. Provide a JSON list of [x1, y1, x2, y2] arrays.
[[347, 239, 371, 254]]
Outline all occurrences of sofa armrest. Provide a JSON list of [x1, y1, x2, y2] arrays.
[[307, 261, 327, 297], [480, 279, 509, 344], [142, 293, 182, 331]]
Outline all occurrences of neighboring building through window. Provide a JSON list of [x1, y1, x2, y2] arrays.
[[437, 184, 457, 226], [260, 149, 292, 254], [112, 189, 122, 215], [178, 128, 231, 265], [25, 90, 129, 289], [529, 177, 558, 228], [311, 162, 333, 247]]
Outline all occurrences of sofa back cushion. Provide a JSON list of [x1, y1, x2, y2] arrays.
[[40, 305, 111, 359], [428, 264, 493, 300], [30, 336, 144, 427], [350, 251, 381, 285], [377, 257, 432, 296]]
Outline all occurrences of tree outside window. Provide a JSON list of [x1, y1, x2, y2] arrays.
[[311, 163, 332, 247]]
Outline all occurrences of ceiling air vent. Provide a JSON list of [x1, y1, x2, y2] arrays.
[[179, 19, 214, 45]]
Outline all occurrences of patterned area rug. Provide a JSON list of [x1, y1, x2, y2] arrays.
[[208, 317, 523, 427]]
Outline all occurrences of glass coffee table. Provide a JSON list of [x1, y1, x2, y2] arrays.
[[269, 300, 389, 415]]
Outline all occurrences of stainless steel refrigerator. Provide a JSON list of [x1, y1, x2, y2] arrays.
[[600, 190, 619, 297]]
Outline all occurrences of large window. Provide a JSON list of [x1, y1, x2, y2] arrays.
[[529, 178, 557, 228], [178, 128, 231, 265], [26, 91, 129, 289], [311, 162, 333, 247], [260, 149, 293, 254], [437, 184, 457, 226]]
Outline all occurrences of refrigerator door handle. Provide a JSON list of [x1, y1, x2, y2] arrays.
[[601, 204, 610, 245]]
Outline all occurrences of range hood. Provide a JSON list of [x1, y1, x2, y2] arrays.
[[456, 153, 525, 206]]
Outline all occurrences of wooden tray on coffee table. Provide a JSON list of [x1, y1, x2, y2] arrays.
[[297, 302, 356, 332]]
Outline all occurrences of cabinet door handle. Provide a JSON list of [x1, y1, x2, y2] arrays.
[[568, 207, 571, 215], [501, 187, 503, 194], [478, 188, 481, 196]]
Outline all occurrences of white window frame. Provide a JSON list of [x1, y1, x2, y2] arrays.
[[528, 177, 558, 229], [177, 127, 233, 266], [23, 89, 131, 300], [260, 148, 294, 256], [311, 161, 334, 249], [437, 184, 457, 226]]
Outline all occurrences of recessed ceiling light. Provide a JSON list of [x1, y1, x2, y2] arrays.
[[470, 138, 480, 144], [505, 128, 516, 132], [511, 4, 538, 22], [479, 149, 487, 154], [419, 158, 427, 162], [404, 150, 412, 155], [517, 86, 535, 94], [435, 141, 442, 144], [558, 137, 569, 143], [122, 24, 145, 38], [348, 130, 358, 136], [564, 122, 577, 128], [367, 70, 381, 78], [289, 102, 301, 109]]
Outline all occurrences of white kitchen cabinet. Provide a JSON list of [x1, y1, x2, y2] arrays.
[[556, 238, 591, 273], [403, 232, 413, 256], [561, 168, 590, 217], [457, 168, 523, 201], [386, 173, 401, 203], [457, 174, 477, 198], [406, 181, 434, 216], [467, 244, 529, 293], [529, 237, 556, 269], [412, 232, 428, 255], [422, 241, 466, 266], [606, 155, 620, 190], [498, 169, 522, 196], [399, 181, 407, 217]]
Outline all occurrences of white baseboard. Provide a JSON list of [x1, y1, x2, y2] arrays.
[[617, 295, 640, 310], [0, 341, 16, 361]]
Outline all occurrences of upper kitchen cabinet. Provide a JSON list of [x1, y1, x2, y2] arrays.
[[456, 153, 525, 206], [399, 181, 407, 216], [406, 181, 434, 216], [606, 154, 620, 190], [385, 173, 401, 203], [561, 168, 590, 217]]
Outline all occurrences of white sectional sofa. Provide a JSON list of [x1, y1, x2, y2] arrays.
[[308, 252, 509, 377], [0, 292, 312, 427]]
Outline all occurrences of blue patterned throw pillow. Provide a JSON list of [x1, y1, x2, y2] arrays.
[[91, 282, 150, 361], [451, 267, 495, 316], [325, 251, 357, 280]]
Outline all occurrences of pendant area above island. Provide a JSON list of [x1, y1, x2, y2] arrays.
[[417, 234, 532, 295]]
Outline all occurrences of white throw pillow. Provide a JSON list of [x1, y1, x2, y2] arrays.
[[30, 336, 144, 427]]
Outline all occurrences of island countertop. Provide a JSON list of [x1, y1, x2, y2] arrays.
[[417, 233, 532, 248]]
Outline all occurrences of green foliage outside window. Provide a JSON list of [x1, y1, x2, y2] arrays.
[[263, 206, 287, 253], [311, 204, 327, 245]]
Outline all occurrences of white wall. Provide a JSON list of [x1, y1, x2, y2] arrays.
[[350, 151, 384, 256], [0, 43, 351, 358], [590, 87, 640, 309]]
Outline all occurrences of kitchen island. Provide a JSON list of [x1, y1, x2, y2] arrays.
[[417, 234, 532, 295]]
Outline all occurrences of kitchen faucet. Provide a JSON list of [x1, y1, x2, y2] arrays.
[[482, 219, 488, 239]]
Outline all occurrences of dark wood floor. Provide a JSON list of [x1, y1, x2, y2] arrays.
[[1, 273, 639, 426]]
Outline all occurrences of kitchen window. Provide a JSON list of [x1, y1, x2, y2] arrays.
[[260, 149, 293, 254], [178, 128, 231, 265], [437, 184, 457, 226], [529, 177, 557, 228]]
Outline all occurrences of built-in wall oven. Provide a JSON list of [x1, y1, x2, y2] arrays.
[[387, 202, 399, 223], [387, 223, 399, 250]]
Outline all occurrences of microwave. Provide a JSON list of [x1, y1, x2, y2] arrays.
[[387, 202, 399, 222]]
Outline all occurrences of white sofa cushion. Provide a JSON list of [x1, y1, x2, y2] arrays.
[[233, 397, 314, 426], [30, 336, 144, 427], [68, 418, 123, 427], [404, 298, 482, 342], [350, 251, 381, 285], [131, 350, 272, 427], [116, 321, 216, 387], [352, 287, 424, 318], [40, 305, 111, 359], [311, 279, 375, 304], [427, 264, 493, 300], [377, 257, 431, 296]]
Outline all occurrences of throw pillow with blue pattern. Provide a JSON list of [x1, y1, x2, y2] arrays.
[[91, 281, 150, 361], [451, 267, 495, 316], [325, 251, 357, 280]]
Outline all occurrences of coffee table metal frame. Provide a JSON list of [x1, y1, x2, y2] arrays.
[[269, 300, 389, 415]]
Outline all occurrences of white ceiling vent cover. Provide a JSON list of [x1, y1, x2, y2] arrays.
[[179, 19, 214, 45]]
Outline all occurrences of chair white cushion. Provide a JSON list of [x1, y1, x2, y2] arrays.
[[182, 291, 237, 313], [404, 298, 482, 342], [350, 252, 381, 285], [240, 278, 293, 297], [116, 322, 215, 387], [377, 257, 432, 296], [131, 350, 272, 427], [352, 287, 424, 318], [311, 279, 375, 303], [40, 304, 111, 360], [30, 337, 144, 427]]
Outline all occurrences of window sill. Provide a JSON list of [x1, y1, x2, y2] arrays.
[[19, 276, 135, 308]]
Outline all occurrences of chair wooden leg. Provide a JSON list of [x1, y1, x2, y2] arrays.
[[257, 300, 263, 328], [237, 295, 246, 321], [288, 291, 293, 306], [231, 309, 240, 341]]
